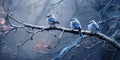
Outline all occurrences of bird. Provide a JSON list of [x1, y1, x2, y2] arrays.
[[88, 20, 100, 33], [70, 18, 83, 37], [46, 14, 59, 27]]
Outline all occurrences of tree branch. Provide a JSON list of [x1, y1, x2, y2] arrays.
[[18, 23, 120, 51], [1, 15, 120, 51]]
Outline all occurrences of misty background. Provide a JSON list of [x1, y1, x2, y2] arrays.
[[0, 0, 120, 60]]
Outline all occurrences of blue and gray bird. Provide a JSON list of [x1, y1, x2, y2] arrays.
[[46, 14, 59, 27], [88, 20, 100, 33], [70, 18, 83, 37]]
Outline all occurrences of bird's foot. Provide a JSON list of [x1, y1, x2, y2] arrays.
[[91, 31, 97, 34], [76, 44, 80, 48], [49, 25, 56, 28]]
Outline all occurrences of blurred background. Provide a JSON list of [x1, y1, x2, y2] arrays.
[[0, 0, 120, 60]]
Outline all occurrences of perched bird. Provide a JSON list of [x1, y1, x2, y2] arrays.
[[88, 20, 100, 33], [46, 14, 59, 27], [70, 18, 83, 37]]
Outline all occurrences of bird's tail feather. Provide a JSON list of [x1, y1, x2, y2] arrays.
[[78, 29, 83, 37], [56, 21, 60, 24]]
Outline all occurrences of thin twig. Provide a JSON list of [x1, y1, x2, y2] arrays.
[[111, 49, 117, 60], [51, 29, 65, 48], [51, 0, 65, 5]]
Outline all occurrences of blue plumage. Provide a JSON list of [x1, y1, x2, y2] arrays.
[[70, 18, 83, 37], [47, 14, 59, 27], [88, 20, 100, 33]]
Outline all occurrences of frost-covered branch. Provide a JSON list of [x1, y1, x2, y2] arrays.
[[26, 25, 120, 50]]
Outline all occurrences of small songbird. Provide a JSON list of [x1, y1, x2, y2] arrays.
[[46, 14, 59, 27], [88, 20, 100, 33], [70, 18, 83, 37]]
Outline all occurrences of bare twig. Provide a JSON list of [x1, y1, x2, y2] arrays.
[[17, 30, 42, 48], [84, 41, 103, 50], [99, 2, 120, 8], [51, 0, 65, 5], [99, 0, 113, 15], [111, 49, 117, 60], [52, 37, 83, 60], [51, 29, 65, 48], [98, 17, 120, 24]]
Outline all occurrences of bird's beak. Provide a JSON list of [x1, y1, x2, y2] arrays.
[[89, 20, 93, 23]]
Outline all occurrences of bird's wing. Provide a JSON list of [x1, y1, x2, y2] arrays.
[[48, 18, 58, 23], [75, 20, 81, 28], [92, 23, 100, 30], [72, 21, 81, 29]]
